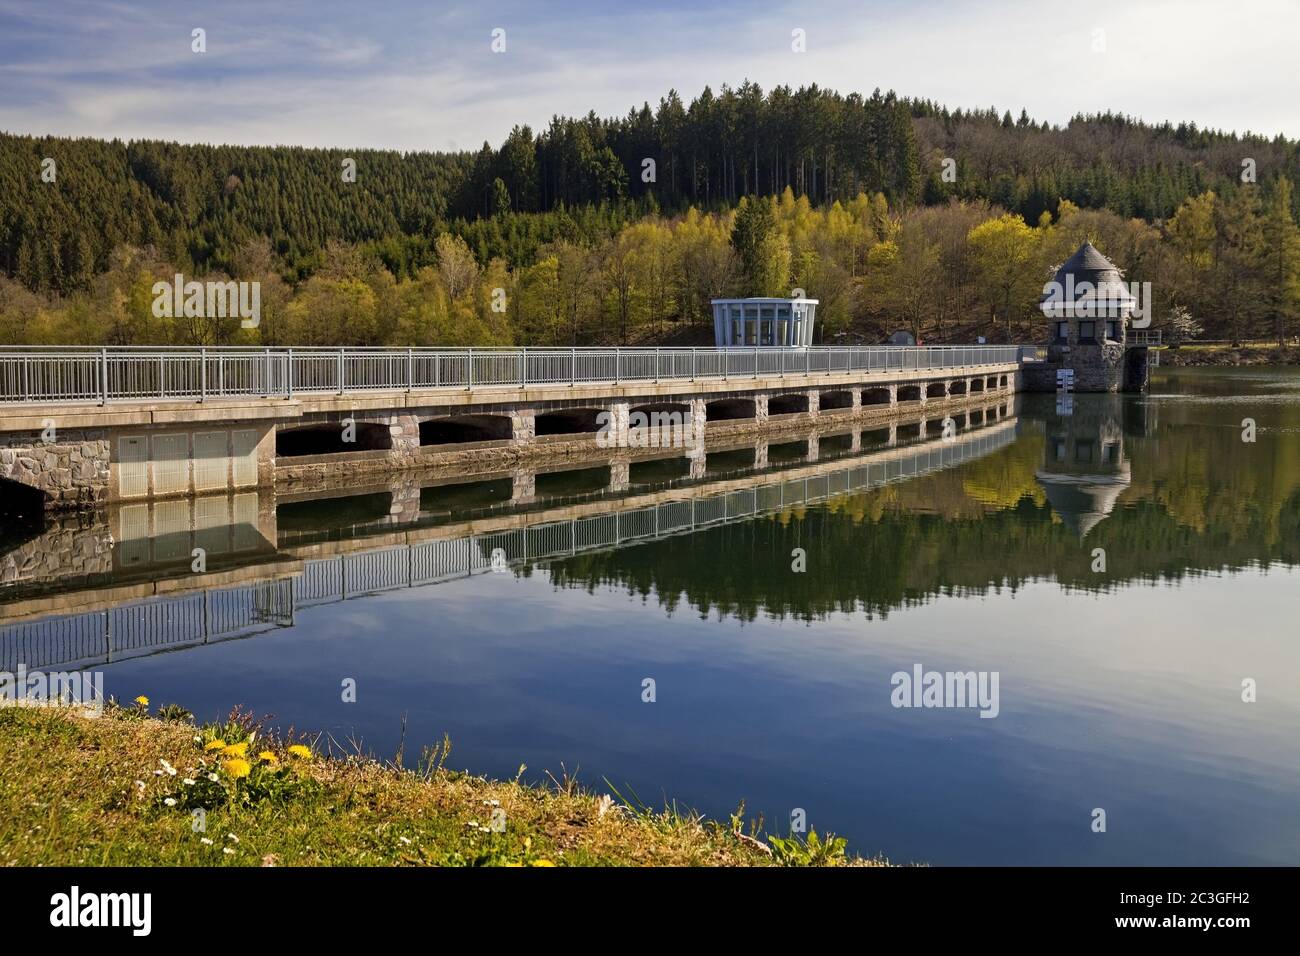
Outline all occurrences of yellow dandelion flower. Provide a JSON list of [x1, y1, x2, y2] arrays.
[[258, 751, 279, 764], [204, 739, 227, 752], [221, 742, 249, 758], [530, 859, 556, 867], [134, 695, 150, 707], [222, 758, 252, 779], [287, 744, 313, 760]]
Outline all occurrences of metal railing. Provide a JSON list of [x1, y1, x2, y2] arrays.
[[0, 345, 1026, 405], [1128, 330, 1163, 347]]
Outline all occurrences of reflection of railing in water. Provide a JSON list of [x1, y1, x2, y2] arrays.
[[2, 422, 1015, 672], [0, 581, 294, 672]]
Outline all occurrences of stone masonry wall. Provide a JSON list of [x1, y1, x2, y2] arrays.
[[0, 429, 110, 509]]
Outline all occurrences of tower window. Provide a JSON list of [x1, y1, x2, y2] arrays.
[[1079, 320, 1096, 342]]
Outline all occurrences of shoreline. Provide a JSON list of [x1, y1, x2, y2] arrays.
[[0, 700, 884, 867], [1159, 345, 1300, 367]]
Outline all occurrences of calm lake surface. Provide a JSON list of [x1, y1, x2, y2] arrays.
[[3, 367, 1298, 865]]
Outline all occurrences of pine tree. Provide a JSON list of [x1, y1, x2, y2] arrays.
[[1261, 177, 1300, 345]]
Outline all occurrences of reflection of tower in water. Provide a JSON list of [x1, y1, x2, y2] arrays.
[[1035, 394, 1131, 539]]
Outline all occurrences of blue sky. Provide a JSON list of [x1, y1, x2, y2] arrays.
[[0, 0, 1294, 150]]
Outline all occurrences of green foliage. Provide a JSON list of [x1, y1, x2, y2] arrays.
[[154, 711, 321, 813], [731, 196, 790, 295], [18, 81, 1290, 300], [156, 704, 194, 724], [3, 82, 1300, 347], [768, 829, 850, 866]]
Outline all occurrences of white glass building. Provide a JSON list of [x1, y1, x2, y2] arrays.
[[711, 297, 819, 347]]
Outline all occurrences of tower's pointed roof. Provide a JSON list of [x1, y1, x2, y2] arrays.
[[1035, 472, 1130, 539], [1059, 240, 1120, 277], [1040, 241, 1135, 316]]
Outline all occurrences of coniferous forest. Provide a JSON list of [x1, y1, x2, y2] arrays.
[[2, 83, 1299, 347]]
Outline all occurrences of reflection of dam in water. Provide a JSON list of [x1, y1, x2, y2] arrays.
[[1, 411, 1019, 673]]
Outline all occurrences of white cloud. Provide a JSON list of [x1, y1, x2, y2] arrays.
[[0, 0, 1294, 148]]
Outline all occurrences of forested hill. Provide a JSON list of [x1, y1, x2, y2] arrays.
[[2, 82, 1297, 296], [0, 138, 472, 291]]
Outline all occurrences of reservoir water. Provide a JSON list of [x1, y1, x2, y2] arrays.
[[2, 367, 1298, 865]]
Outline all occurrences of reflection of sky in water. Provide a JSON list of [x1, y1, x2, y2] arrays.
[[101, 560, 1300, 865]]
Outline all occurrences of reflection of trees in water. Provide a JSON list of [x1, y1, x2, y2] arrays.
[[544, 409, 1300, 623]]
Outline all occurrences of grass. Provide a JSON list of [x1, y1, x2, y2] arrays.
[[0, 701, 884, 867]]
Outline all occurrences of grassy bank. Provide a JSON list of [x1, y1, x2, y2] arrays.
[[0, 701, 879, 867], [1162, 344, 1300, 367]]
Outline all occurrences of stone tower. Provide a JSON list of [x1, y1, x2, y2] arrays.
[[1028, 241, 1150, 393]]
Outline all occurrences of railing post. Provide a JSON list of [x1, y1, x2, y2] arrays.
[[158, 352, 165, 398], [754, 346, 758, 379], [200, 347, 206, 403], [467, 347, 473, 390], [264, 348, 272, 398], [286, 349, 294, 399], [571, 347, 576, 386], [519, 347, 525, 388], [337, 349, 345, 395], [615, 348, 621, 384], [407, 347, 414, 391], [100, 348, 108, 405]]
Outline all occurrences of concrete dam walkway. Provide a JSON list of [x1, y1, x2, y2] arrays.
[[0, 345, 1028, 511]]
